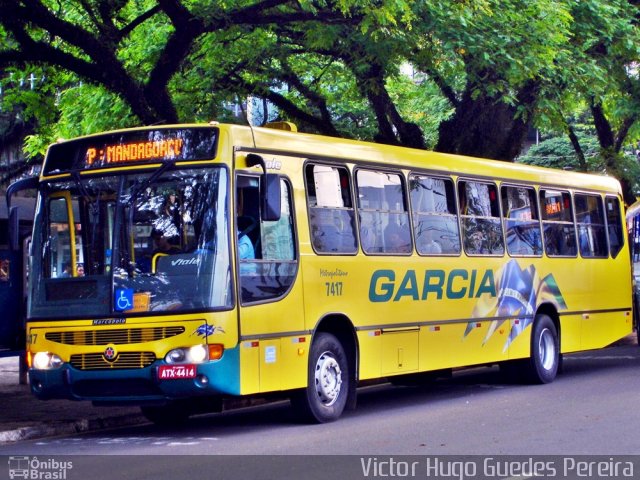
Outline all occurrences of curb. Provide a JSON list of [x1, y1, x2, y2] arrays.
[[0, 413, 147, 444]]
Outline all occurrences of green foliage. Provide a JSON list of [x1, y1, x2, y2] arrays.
[[1, 0, 639, 197], [413, 0, 574, 98], [17, 80, 136, 159], [518, 134, 602, 171], [387, 73, 453, 149], [56, 84, 137, 137], [518, 134, 640, 197], [1, 67, 58, 127]]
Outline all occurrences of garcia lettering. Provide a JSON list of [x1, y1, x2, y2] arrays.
[[369, 269, 496, 303]]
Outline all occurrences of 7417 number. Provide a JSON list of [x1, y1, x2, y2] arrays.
[[325, 281, 343, 296]]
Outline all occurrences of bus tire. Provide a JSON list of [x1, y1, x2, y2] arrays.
[[140, 403, 191, 426], [291, 332, 349, 423], [525, 314, 559, 384]]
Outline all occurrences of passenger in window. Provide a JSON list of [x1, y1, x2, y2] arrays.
[[151, 229, 181, 255], [360, 225, 376, 253], [421, 230, 442, 254], [237, 228, 256, 275], [384, 223, 411, 253], [238, 230, 255, 260], [311, 209, 341, 252], [60, 262, 73, 278], [162, 191, 181, 228]]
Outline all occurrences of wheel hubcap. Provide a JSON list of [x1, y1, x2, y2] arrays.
[[314, 351, 342, 406], [538, 327, 556, 371]]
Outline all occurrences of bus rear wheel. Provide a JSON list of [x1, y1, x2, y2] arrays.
[[291, 332, 349, 423], [525, 314, 559, 384]]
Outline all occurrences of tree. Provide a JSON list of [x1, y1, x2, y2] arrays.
[[532, 0, 640, 203], [409, 0, 574, 160], [2, 0, 640, 204], [0, 0, 351, 124]]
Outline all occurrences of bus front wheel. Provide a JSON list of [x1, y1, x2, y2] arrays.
[[525, 314, 559, 384], [291, 332, 349, 423]]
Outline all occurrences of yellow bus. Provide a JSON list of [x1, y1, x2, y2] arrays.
[[8, 122, 633, 424], [625, 200, 640, 336]]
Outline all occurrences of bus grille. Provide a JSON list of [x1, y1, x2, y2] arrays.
[[70, 352, 156, 370], [46, 327, 185, 346]]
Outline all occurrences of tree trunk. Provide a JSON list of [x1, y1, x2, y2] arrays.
[[436, 81, 538, 161], [567, 124, 588, 172]]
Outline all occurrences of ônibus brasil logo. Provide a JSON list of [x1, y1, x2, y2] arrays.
[[8, 456, 73, 479]]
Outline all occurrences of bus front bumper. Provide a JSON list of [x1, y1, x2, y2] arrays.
[[28, 347, 241, 404]]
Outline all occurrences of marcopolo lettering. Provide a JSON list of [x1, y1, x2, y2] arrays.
[[369, 269, 496, 302]]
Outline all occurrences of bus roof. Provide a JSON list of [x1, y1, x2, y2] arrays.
[[45, 122, 622, 195], [244, 124, 622, 195]]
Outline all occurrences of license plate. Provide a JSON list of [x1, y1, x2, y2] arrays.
[[158, 365, 196, 380]]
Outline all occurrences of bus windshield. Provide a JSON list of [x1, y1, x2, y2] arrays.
[[29, 167, 232, 319]]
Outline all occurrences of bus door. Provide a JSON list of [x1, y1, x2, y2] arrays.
[[1, 191, 36, 356], [235, 169, 306, 394], [0, 235, 23, 354], [628, 204, 640, 335]]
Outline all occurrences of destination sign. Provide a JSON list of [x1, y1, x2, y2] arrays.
[[85, 138, 184, 166], [43, 127, 218, 175], [545, 201, 563, 216]]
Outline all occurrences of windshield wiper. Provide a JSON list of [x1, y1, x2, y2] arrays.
[[123, 161, 176, 206], [120, 162, 176, 277]]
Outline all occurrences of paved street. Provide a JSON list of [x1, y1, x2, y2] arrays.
[[0, 335, 638, 457]]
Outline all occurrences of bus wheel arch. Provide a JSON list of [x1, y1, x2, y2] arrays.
[[292, 314, 358, 422]]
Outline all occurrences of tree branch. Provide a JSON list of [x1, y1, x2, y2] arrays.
[[119, 6, 163, 39], [615, 115, 637, 152]]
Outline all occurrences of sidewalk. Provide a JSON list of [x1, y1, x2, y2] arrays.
[[0, 357, 145, 444]]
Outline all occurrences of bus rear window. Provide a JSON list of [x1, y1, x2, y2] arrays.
[[575, 193, 607, 258], [540, 189, 577, 257]]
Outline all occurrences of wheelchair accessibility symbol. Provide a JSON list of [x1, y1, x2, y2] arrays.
[[115, 288, 134, 311]]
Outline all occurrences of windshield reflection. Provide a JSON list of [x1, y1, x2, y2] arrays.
[[29, 167, 232, 319]]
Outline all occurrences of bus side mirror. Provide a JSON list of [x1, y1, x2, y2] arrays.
[[246, 153, 281, 222], [261, 173, 281, 222]]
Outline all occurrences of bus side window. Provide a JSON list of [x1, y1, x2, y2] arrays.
[[605, 196, 624, 258], [240, 178, 297, 304], [409, 174, 460, 255], [356, 169, 411, 254], [306, 164, 357, 254], [236, 176, 261, 259], [500, 185, 542, 257], [459, 180, 503, 256], [540, 189, 577, 257], [575, 193, 607, 258], [47, 196, 84, 278]]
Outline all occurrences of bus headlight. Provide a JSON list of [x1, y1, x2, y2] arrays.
[[166, 345, 208, 364], [32, 352, 63, 370], [165, 344, 224, 364], [189, 344, 208, 363]]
